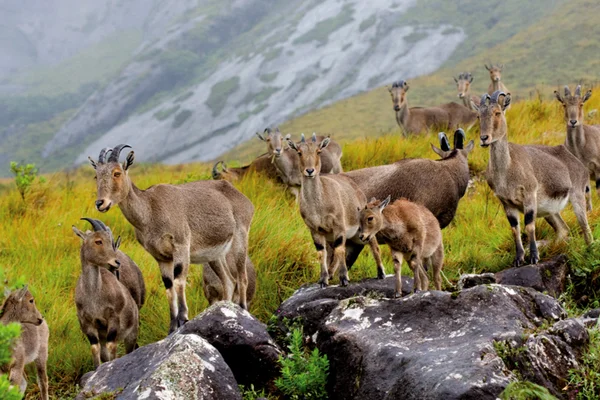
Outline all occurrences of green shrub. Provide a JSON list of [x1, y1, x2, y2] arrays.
[[239, 384, 271, 400], [153, 106, 180, 121], [275, 327, 329, 399], [499, 382, 559, 400], [567, 327, 600, 399], [9, 162, 45, 201], [205, 77, 240, 117]]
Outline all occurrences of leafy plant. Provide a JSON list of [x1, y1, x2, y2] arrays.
[[275, 327, 329, 400], [9, 162, 45, 201], [499, 381, 559, 400], [239, 384, 271, 400], [567, 327, 600, 399]]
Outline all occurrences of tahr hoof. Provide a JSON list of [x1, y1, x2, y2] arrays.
[[377, 270, 385, 280], [340, 277, 349, 287], [177, 318, 189, 328], [513, 257, 525, 268], [394, 291, 402, 298], [319, 281, 329, 288]]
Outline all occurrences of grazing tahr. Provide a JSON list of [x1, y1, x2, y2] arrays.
[[0, 286, 49, 400], [343, 129, 473, 269], [484, 64, 510, 96], [287, 134, 382, 287], [89, 145, 254, 334], [256, 128, 343, 197], [212, 156, 279, 182], [73, 218, 143, 368], [474, 91, 593, 266], [555, 85, 600, 203], [388, 80, 477, 135], [359, 196, 444, 296], [454, 72, 480, 111]]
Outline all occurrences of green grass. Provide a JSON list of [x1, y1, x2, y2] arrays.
[[292, 4, 355, 45], [3, 94, 600, 398], [206, 77, 241, 117]]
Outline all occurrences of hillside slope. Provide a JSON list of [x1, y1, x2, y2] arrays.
[[224, 0, 600, 163], [0, 0, 568, 176]]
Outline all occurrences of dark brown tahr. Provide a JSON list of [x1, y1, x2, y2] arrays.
[[474, 90, 592, 267], [88, 143, 255, 334], [342, 128, 474, 269], [388, 80, 477, 135], [555, 85, 600, 202]]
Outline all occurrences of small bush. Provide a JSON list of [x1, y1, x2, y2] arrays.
[[10, 161, 45, 201], [567, 327, 600, 399], [172, 109, 193, 129], [275, 327, 329, 399], [499, 381, 559, 400]]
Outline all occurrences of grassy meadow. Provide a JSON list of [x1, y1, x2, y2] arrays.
[[2, 92, 600, 398]]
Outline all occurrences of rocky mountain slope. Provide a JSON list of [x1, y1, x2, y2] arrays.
[[0, 0, 574, 173]]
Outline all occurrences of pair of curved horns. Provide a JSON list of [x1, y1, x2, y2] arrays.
[[438, 128, 466, 151], [564, 85, 582, 97], [97, 144, 132, 164]]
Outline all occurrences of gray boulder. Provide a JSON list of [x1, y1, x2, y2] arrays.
[[77, 332, 241, 400], [457, 272, 496, 289], [276, 283, 586, 400], [179, 301, 282, 389], [275, 276, 414, 338], [495, 254, 568, 297]]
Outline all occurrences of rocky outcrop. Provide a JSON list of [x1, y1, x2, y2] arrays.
[[275, 282, 588, 400], [496, 255, 568, 297], [179, 301, 281, 389], [77, 332, 241, 400], [457, 255, 569, 297]]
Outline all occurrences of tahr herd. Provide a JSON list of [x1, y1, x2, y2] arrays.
[[3, 63, 600, 399]]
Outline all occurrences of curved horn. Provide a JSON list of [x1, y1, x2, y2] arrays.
[[438, 132, 450, 152], [575, 85, 582, 97], [107, 144, 131, 163], [454, 128, 466, 149], [490, 90, 506, 104], [98, 147, 112, 164], [564, 85, 572, 97], [81, 217, 109, 232], [212, 161, 223, 178], [480, 93, 491, 106]]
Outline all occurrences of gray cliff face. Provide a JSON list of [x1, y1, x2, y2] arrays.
[[35, 0, 465, 164]]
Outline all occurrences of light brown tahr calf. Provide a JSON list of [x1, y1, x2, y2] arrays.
[[0, 286, 49, 400], [89, 145, 254, 334], [359, 197, 444, 296], [388, 80, 477, 135], [256, 127, 343, 197], [287, 134, 382, 286], [73, 218, 143, 368], [474, 91, 592, 267], [485, 64, 510, 96], [454, 72, 480, 111], [555, 85, 600, 203]]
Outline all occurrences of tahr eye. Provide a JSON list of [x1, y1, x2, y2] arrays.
[[495, 112, 502, 117], [95, 240, 103, 246], [113, 172, 121, 178], [367, 216, 374, 222]]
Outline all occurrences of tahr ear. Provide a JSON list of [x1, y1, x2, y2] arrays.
[[380, 195, 391, 210], [387, 86, 392, 93], [554, 90, 565, 104], [255, 131, 266, 141], [123, 151, 135, 170], [72, 226, 86, 240], [464, 140, 475, 153], [470, 100, 480, 112], [114, 236, 121, 251], [501, 94, 511, 111], [319, 137, 331, 150], [453, 76, 458, 83], [286, 139, 299, 153], [582, 89, 592, 103], [88, 157, 97, 170], [431, 144, 445, 158]]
